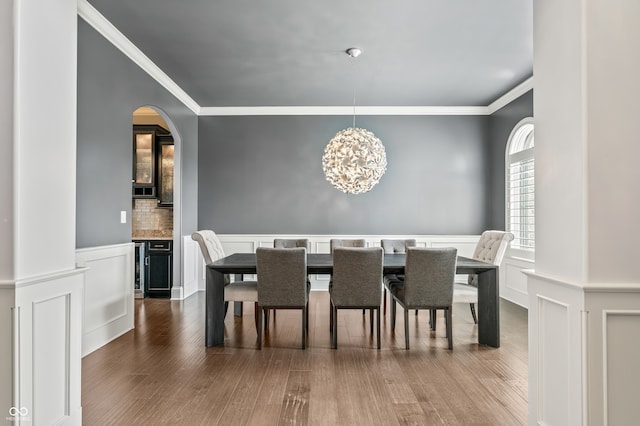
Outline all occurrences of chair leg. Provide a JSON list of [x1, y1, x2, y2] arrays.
[[431, 309, 437, 331], [329, 299, 333, 333], [264, 309, 270, 334], [383, 288, 387, 315], [444, 308, 449, 337], [369, 308, 374, 335], [302, 306, 307, 349], [446, 307, 453, 350], [391, 298, 396, 331], [376, 307, 381, 350], [257, 307, 263, 350], [254, 302, 259, 334], [306, 301, 309, 332], [470, 303, 478, 324], [332, 306, 338, 349], [415, 309, 418, 316], [224, 301, 229, 318], [404, 307, 410, 350]]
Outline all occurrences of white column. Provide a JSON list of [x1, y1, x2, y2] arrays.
[[0, 0, 86, 424], [529, 0, 640, 424]]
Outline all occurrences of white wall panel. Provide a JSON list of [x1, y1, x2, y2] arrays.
[[503, 256, 534, 308], [33, 294, 69, 424], [526, 272, 585, 426], [76, 243, 134, 356], [14, 269, 85, 425], [181, 236, 199, 299], [604, 311, 640, 425], [537, 295, 570, 425]]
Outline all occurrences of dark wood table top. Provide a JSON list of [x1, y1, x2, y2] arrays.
[[208, 252, 497, 275]]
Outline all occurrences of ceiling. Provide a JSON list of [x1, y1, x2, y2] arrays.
[[85, 0, 533, 109]]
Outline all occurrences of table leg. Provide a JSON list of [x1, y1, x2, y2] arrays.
[[234, 274, 243, 316], [477, 268, 500, 348], [206, 267, 226, 346]]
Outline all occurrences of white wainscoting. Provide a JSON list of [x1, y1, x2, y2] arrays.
[[502, 253, 534, 308], [76, 243, 134, 357], [585, 286, 640, 425], [181, 236, 199, 300], [12, 268, 86, 425], [525, 272, 586, 426], [527, 272, 640, 425]]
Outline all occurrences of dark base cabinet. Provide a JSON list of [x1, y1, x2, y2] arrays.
[[135, 240, 172, 298]]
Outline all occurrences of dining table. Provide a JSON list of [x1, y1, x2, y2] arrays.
[[206, 253, 500, 348]]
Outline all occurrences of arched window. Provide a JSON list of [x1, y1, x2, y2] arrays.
[[506, 117, 535, 251]]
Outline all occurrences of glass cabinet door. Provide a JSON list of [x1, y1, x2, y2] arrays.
[[158, 141, 174, 206], [134, 131, 155, 185]]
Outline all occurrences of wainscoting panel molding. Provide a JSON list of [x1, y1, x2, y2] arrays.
[[33, 294, 70, 423], [503, 255, 534, 308], [76, 243, 134, 357], [526, 271, 585, 426], [584, 286, 640, 425], [181, 236, 199, 300], [602, 310, 640, 425], [13, 268, 86, 425], [537, 294, 571, 425]]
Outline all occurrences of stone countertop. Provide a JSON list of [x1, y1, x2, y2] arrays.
[[132, 230, 173, 240]]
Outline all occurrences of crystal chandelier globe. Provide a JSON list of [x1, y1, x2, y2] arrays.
[[322, 48, 387, 194], [322, 127, 387, 194]]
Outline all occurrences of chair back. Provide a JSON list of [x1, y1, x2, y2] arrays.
[[468, 230, 514, 285], [330, 238, 366, 253], [256, 247, 308, 307], [381, 239, 417, 253], [403, 247, 457, 308], [274, 238, 310, 249], [191, 230, 225, 264], [331, 247, 383, 307]]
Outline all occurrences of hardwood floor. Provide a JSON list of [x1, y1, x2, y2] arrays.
[[82, 291, 528, 425]]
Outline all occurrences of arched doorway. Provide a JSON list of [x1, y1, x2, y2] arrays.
[[131, 106, 182, 299]]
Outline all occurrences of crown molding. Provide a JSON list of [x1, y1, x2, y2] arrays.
[[198, 106, 490, 116], [486, 76, 534, 114], [77, 0, 200, 115], [77, 0, 532, 118]]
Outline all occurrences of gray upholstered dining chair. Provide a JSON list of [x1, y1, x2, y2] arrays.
[[191, 230, 259, 331], [453, 230, 514, 323], [272, 238, 311, 320], [389, 247, 457, 350], [329, 238, 367, 315], [329, 247, 384, 349], [330, 238, 366, 251], [381, 239, 417, 315], [255, 247, 309, 349], [274, 238, 310, 249]]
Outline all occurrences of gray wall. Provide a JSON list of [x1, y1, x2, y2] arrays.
[[487, 89, 534, 229], [76, 19, 198, 249], [198, 115, 490, 235]]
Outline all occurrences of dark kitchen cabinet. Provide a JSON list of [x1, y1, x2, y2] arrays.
[[136, 240, 172, 298], [132, 125, 173, 202], [157, 136, 174, 207]]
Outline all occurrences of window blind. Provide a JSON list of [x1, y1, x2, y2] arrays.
[[508, 158, 535, 250]]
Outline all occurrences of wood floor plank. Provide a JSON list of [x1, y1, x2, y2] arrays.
[[278, 370, 310, 425], [82, 292, 528, 425]]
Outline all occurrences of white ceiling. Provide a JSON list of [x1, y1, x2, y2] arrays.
[[84, 0, 533, 109]]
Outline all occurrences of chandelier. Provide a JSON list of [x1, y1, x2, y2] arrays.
[[322, 127, 387, 194], [321, 48, 387, 194]]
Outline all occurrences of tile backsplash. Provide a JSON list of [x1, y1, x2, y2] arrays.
[[132, 198, 173, 237]]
